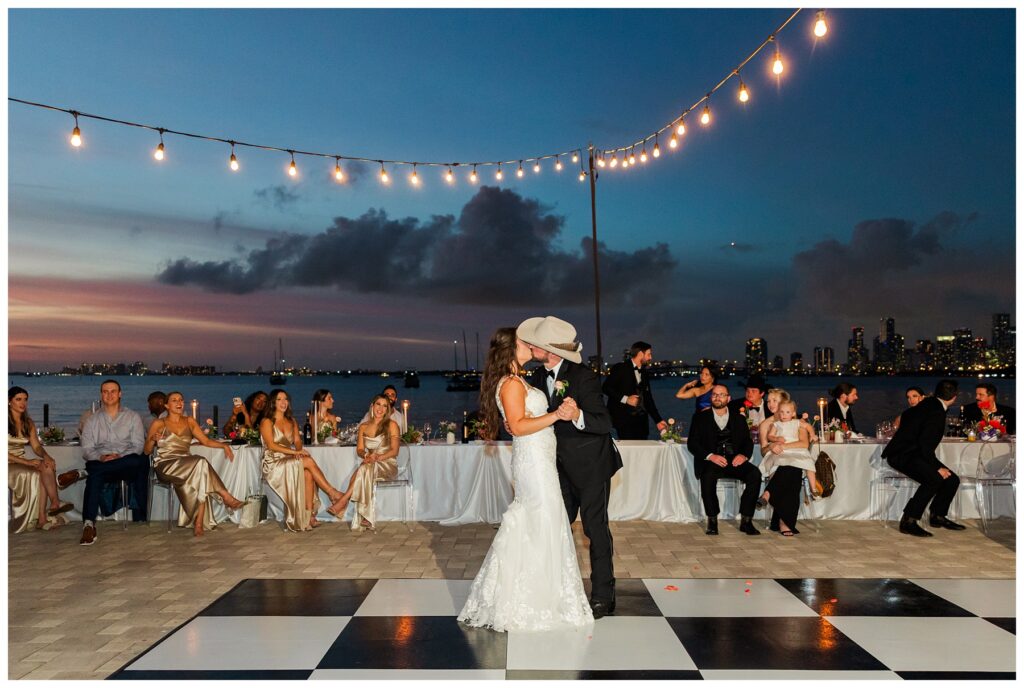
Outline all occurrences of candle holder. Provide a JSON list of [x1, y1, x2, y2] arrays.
[[191, 399, 199, 420], [402, 400, 410, 432], [816, 397, 827, 443]]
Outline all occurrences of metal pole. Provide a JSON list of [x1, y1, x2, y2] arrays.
[[588, 145, 603, 371]]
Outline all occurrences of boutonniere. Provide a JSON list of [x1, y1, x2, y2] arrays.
[[555, 380, 569, 397]]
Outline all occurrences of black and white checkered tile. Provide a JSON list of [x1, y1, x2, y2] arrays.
[[110, 577, 1015, 680]]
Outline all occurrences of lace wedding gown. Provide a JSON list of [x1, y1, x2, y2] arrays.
[[458, 376, 594, 631]]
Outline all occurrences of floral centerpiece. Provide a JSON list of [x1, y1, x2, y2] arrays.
[[437, 421, 457, 436], [659, 418, 684, 444], [974, 417, 1006, 441], [201, 418, 219, 439], [738, 400, 755, 428], [236, 427, 261, 446], [401, 425, 424, 444], [468, 418, 488, 440], [39, 426, 65, 445], [317, 421, 336, 443]]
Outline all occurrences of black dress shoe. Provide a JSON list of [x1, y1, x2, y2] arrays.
[[929, 515, 967, 531], [590, 599, 615, 619], [898, 516, 933, 537], [705, 517, 719, 535], [739, 516, 761, 535]]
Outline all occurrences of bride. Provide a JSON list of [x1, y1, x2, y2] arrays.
[[458, 327, 594, 632]]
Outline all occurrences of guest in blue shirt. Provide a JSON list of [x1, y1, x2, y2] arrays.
[[675, 365, 719, 413], [78, 379, 150, 546]]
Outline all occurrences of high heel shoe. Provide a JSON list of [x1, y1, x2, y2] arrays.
[[47, 502, 74, 518]]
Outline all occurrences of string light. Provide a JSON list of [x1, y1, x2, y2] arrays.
[[609, 153, 619, 168], [379, 162, 389, 184], [446, 166, 454, 184], [533, 160, 541, 174], [640, 146, 648, 163], [228, 142, 239, 171], [652, 136, 661, 158], [701, 102, 712, 126], [69, 112, 82, 147], [629, 148, 636, 166], [669, 133, 678, 149], [814, 10, 828, 37], [772, 41, 785, 75], [517, 161, 524, 178], [578, 170, 586, 182], [334, 157, 345, 182], [555, 155, 563, 171], [288, 151, 297, 177], [410, 164, 420, 186], [738, 78, 750, 103], [153, 129, 165, 160], [597, 155, 606, 168], [495, 164, 503, 181], [470, 165, 478, 183], [571, 151, 579, 164]]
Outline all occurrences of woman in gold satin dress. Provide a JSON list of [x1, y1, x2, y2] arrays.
[[143, 392, 245, 537], [8, 386, 74, 533], [331, 394, 400, 531], [258, 390, 348, 531]]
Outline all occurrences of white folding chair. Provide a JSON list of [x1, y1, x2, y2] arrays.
[[372, 442, 414, 532]]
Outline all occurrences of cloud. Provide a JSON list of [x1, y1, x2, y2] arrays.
[[254, 185, 300, 210], [156, 186, 677, 307], [340, 160, 372, 187]]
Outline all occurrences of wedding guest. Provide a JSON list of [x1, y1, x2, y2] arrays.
[[143, 391, 168, 434], [728, 374, 770, 426], [258, 389, 347, 532], [758, 389, 821, 500], [331, 394, 401, 531], [8, 387, 73, 532], [144, 392, 245, 537], [78, 379, 150, 546], [602, 341, 667, 439], [223, 390, 268, 436], [676, 365, 718, 413], [686, 384, 761, 535], [893, 386, 926, 430], [756, 400, 816, 536], [361, 385, 406, 432], [960, 382, 1016, 435], [826, 382, 859, 433], [882, 378, 965, 536], [308, 389, 341, 438]]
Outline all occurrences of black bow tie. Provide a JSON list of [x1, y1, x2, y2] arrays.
[[546, 369, 556, 378]]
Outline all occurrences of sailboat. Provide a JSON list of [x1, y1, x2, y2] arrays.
[[270, 338, 287, 385]]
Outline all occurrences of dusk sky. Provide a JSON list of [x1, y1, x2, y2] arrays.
[[8, 8, 1016, 371]]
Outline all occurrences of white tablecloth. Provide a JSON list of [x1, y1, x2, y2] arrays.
[[34, 438, 1015, 527]]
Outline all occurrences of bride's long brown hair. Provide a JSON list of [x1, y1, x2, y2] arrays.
[[479, 327, 522, 441]]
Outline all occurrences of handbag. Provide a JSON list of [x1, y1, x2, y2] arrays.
[[814, 450, 837, 498], [238, 495, 265, 529]]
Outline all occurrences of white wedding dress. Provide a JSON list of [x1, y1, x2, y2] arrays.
[[458, 376, 594, 631]]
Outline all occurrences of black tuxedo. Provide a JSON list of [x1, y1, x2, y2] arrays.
[[602, 361, 663, 439], [882, 396, 959, 520], [530, 360, 620, 602], [826, 399, 857, 433], [686, 408, 760, 517], [960, 402, 1016, 435], [727, 398, 769, 427]]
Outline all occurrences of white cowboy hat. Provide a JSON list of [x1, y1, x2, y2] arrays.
[[516, 316, 583, 364]]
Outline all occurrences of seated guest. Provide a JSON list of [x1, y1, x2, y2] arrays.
[[332, 394, 401, 531], [676, 365, 718, 414], [960, 382, 1016, 435], [78, 379, 151, 546], [259, 389, 347, 532], [144, 392, 245, 537], [893, 386, 926, 430], [728, 374, 770, 427], [361, 385, 406, 432], [686, 384, 761, 536], [143, 391, 168, 434], [882, 379, 966, 537], [602, 341, 667, 439], [309, 389, 341, 438], [756, 400, 816, 535], [827, 382, 859, 433], [223, 390, 268, 436], [8, 386, 74, 532]]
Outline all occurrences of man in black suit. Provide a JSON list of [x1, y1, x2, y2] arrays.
[[960, 382, 1016, 435], [602, 341, 667, 440], [727, 374, 770, 427], [519, 316, 621, 619], [686, 384, 761, 536], [827, 382, 859, 433], [882, 379, 966, 537]]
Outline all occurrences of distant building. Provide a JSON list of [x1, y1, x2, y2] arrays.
[[789, 352, 803, 374], [847, 326, 869, 374], [935, 335, 956, 371], [992, 313, 1013, 367], [771, 355, 785, 373], [813, 346, 834, 373], [745, 338, 767, 374], [953, 328, 973, 371]]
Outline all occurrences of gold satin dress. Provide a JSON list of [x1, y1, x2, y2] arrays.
[[350, 434, 398, 531], [8, 435, 43, 534], [153, 428, 229, 530], [262, 424, 319, 532]]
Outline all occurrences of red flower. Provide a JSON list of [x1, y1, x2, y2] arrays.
[[979, 420, 989, 428], [990, 420, 1003, 431], [978, 400, 993, 410], [743, 400, 753, 408], [229, 431, 238, 439], [841, 422, 849, 432]]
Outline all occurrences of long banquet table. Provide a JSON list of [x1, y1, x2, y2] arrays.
[[38, 438, 1014, 527]]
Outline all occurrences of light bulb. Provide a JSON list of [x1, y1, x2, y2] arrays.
[[555, 156, 563, 171], [446, 167, 454, 184], [676, 120, 686, 136], [597, 157, 606, 168], [380, 165, 389, 184], [814, 10, 828, 37], [571, 152, 579, 164], [229, 153, 239, 171], [470, 166, 478, 183], [70, 126, 82, 147], [578, 170, 586, 182], [334, 161, 344, 182], [609, 155, 618, 168], [288, 162, 297, 177], [701, 104, 711, 125], [669, 134, 678, 149], [410, 167, 420, 185], [153, 142, 165, 161], [516, 163, 524, 178], [629, 150, 636, 165], [738, 81, 749, 103], [773, 49, 784, 75], [652, 142, 661, 158], [640, 148, 648, 163], [533, 161, 541, 174], [496, 166, 503, 181]]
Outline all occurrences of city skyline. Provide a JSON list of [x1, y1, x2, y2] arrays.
[[8, 9, 1015, 370]]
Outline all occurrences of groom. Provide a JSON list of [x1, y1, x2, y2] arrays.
[[518, 316, 622, 619]]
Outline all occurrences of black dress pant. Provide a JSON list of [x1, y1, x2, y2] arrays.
[[887, 453, 960, 520], [82, 453, 150, 522], [766, 466, 804, 530], [700, 460, 762, 518], [559, 470, 615, 603]]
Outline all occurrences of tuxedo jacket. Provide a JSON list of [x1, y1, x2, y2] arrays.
[[826, 399, 857, 433], [602, 361, 663, 432], [960, 402, 1016, 435], [529, 361, 622, 487], [686, 409, 755, 480], [882, 396, 948, 470]]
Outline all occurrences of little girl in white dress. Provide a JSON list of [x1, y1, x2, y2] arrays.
[[757, 400, 820, 503]]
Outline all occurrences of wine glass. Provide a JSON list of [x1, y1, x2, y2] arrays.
[[422, 422, 433, 442]]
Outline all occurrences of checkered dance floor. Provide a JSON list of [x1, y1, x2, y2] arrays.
[[110, 577, 1015, 680]]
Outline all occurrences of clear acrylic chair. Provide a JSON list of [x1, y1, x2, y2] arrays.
[[958, 439, 1015, 533], [372, 442, 414, 532], [870, 451, 917, 527], [147, 449, 177, 533]]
